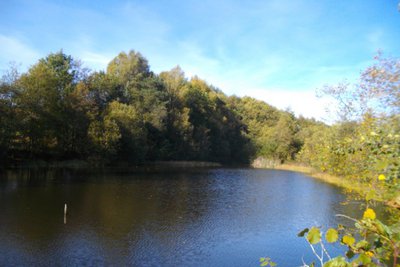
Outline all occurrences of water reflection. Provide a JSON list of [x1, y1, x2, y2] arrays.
[[0, 168, 387, 266]]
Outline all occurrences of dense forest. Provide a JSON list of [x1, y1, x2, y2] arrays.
[[0, 50, 322, 165]]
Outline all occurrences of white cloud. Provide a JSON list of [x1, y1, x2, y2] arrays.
[[236, 87, 332, 121], [78, 51, 112, 71], [0, 34, 41, 72]]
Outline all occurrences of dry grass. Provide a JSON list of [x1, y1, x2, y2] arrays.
[[275, 164, 348, 186], [253, 160, 368, 196]]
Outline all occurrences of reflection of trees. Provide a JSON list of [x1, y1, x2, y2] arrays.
[[0, 169, 90, 242], [0, 168, 217, 262]]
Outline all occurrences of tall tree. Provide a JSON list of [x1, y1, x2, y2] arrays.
[[14, 51, 87, 158]]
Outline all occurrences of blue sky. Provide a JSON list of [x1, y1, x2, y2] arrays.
[[1, 0, 399, 120]]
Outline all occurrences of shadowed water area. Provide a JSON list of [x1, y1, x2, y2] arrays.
[[0, 167, 386, 266]]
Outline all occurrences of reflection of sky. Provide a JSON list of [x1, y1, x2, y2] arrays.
[[52, 228, 106, 265], [0, 168, 384, 266]]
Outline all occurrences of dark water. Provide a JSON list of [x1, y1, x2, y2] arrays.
[[0, 168, 377, 266]]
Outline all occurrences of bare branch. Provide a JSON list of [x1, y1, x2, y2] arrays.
[[335, 214, 358, 223]]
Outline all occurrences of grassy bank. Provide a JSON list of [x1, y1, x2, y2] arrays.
[[251, 157, 368, 197], [276, 164, 364, 191]]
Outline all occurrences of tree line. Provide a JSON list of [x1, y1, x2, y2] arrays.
[[0, 50, 322, 165]]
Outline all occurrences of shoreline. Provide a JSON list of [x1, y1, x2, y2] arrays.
[[251, 157, 367, 196], [252, 159, 400, 209], [0, 159, 222, 170]]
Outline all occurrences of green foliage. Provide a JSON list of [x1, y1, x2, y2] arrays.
[[307, 227, 322, 244], [323, 257, 351, 267], [228, 96, 311, 162], [260, 257, 277, 267], [298, 54, 400, 207], [326, 228, 339, 243], [341, 235, 355, 246], [8, 51, 85, 158], [300, 209, 400, 267], [105, 101, 147, 162], [106, 50, 151, 91], [88, 118, 121, 158]]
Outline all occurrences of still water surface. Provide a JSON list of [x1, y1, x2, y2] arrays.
[[0, 168, 370, 266]]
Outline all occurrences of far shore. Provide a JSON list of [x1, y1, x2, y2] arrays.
[[251, 157, 400, 210], [0, 159, 222, 170], [251, 156, 365, 192], [147, 161, 222, 167]]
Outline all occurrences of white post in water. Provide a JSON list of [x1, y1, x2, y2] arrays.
[[64, 203, 67, 224]]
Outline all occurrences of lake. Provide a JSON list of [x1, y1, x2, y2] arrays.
[[0, 167, 372, 266]]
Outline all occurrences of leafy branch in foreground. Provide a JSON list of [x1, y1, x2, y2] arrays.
[[297, 208, 399, 267]]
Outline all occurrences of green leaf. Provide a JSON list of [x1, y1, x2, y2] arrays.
[[375, 220, 392, 235], [261, 262, 269, 267], [260, 257, 265, 262], [342, 235, 355, 246], [325, 228, 339, 243], [298, 228, 309, 237], [323, 256, 351, 267], [357, 253, 372, 264], [307, 227, 321, 244], [355, 240, 369, 250]]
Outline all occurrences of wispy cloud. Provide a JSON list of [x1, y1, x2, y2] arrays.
[[78, 51, 112, 70], [0, 34, 40, 72]]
